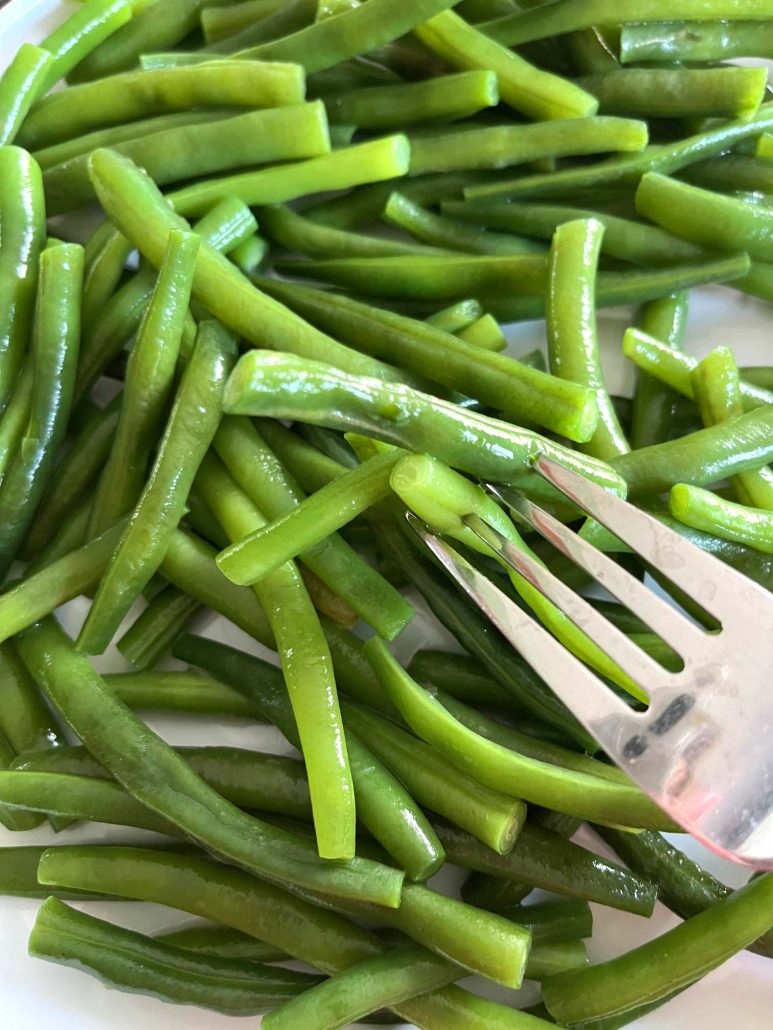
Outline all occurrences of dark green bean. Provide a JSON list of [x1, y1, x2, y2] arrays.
[[0, 844, 134, 899], [504, 899, 593, 943], [407, 650, 517, 709], [117, 586, 202, 671], [201, 0, 290, 44], [104, 671, 254, 717], [680, 155, 773, 195], [462, 873, 532, 912]]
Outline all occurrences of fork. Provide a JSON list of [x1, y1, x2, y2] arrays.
[[407, 455, 773, 871]]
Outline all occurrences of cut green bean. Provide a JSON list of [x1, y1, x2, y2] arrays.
[[620, 20, 773, 63], [425, 300, 484, 334], [217, 449, 401, 586], [542, 873, 773, 1027], [415, 10, 598, 121], [39, 0, 132, 90], [547, 217, 628, 460], [0, 45, 54, 148], [670, 485, 773, 552], [44, 103, 331, 214], [18, 620, 402, 906], [630, 294, 689, 451], [457, 314, 506, 351], [505, 899, 593, 943]]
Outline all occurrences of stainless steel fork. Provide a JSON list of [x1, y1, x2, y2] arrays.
[[407, 455, 773, 871]]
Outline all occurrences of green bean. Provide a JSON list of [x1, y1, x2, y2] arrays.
[[526, 940, 588, 981], [0, 845, 129, 899], [622, 327, 773, 411], [0, 148, 46, 416], [194, 454, 355, 860], [234, 0, 461, 74], [154, 924, 287, 964], [680, 154, 773, 195], [342, 699, 525, 855], [19, 620, 402, 906], [228, 233, 269, 273], [44, 103, 331, 214], [0, 244, 82, 581], [577, 66, 767, 120], [217, 449, 401, 586], [39, 0, 132, 90], [0, 46, 53, 148], [80, 226, 134, 329], [201, 0, 287, 44], [204, 0, 318, 53], [0, 643, 65, 759], [70, 0, 251, 81], [456, 314, 506, 351], [439, 819, 657, 915], [691, 347, 773, 510], [408, 117, 648, 177], [75, 198, 256, 399], [0, 364, 34, 487], [366, 638, 671, 829], [482, 2, 773, 47], [260, 203, 434, 259], [461, 873, 532, 912], [485, 253, 751, 322], [89, 231, 199, 538], [117, 586, 201, 671], [414, 10, 596, 121], [256, 278, 596, 438], [20, 61, 305, 150], [77, 322, 234, 654], [503, 899, 593, 943], [325, 70, 497, 130], [637, 172, 773, 263], [214, 416, 413, 638], [104, 671, 253, 717], [30, 898, 320, 1015], [619, 20, 773, 63], [257, 419, 348, 492], [741, 366, 773, 391], [174, 632, 444, 881], [0, 742, 44, 830], [424, 300, 483, 334], [384, 193, 544, 256], [442, 199, 706, 267], [464, 102, 773, 201], [407, 649, 515, 709], [669, 484, 773, 551], [224, 352, 630, 489], [630, 294, 689, 450], [457, 0, 517, 18], [595, 826, 773, 960], [547, 218, 628, 460], [542, 873, 773, 1026], [13, 744, 315, 821]]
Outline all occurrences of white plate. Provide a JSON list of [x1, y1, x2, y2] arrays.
[[1, 3, 772, 1027]]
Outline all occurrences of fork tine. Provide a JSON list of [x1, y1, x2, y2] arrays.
[[463, 513, 677, 696], [535, 456, 735, 622], [488, 483, 707, 654], [405, 513, 638, 737]]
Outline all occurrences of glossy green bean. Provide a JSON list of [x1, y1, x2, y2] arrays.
[[0, 244, 83, 581], [260, 203, 432, 259], [0, 643, 65, 758], [636, 172, 773, 263], [223, 352, 627, 490], [577, 66, 766, 120], [456, 314, 506, 351], [424, 300, 483, 334], [595, 826, 773, 960], [214, 416, 413, 638], [548, 218, 628, 460], [257, 420, 348, 493], [461, 873, 532, 912], [217, 449, 401, 586], [619, 20, 773, 63], [104, 671, 253, 717], [0, 45, 53, 147], [235, 0, 460, 74], [256, 278, 594, 438], [44, 103, 331, 214], [630, 294, 689, 450], [18, 620, 402, 906], [670, 484, 773, 552], [30, 898, 320, 1015], [366, 638, 671, 829], [504, 899, 593, 943], [0, 364, 33, 487], [691, 347, 773, 510], [173, 632, 444, 881], [0, 845, 129, 899], [415, 10, 597, 121], [326, 70, 497, 130], [407, 650, 515, 709], [89, 148, 406, 382], [442, 199, 705, 267], [440, 819, 657, 915], [89, 231, 199, 537], [464, 102, 773, 201], [482, 1, 773, 46], [384, 193, 545, 256], [154, 924, 287, 964], [39, 0, 132, 90], [0, 747, 44, 831], [0, 148, 46, 416], [622, 327, 773, 411], [409, 117, 647, 177], [228, 233, 269, 274], [542, 873, 773, 1026], [526, 940, 588, 981], [117, 586, 202, 671]]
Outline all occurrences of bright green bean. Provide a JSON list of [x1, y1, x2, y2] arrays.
[[619, 20, 773, 63], [415, 10, 597, 121], [547, 218, 628, 460], [630, 294, 689, 450], [424, 300, 483, 334], [39, 0, 132, 90], [228, 233, 269, 273], [0, 45, 53, 147], [457, 313, 507, 351], [670, 484, 773, 552]]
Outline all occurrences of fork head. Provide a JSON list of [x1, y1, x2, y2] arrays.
[[407, 456, 773, 871]]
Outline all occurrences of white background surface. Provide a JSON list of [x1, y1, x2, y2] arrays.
[[1, 2, 772, 1027]]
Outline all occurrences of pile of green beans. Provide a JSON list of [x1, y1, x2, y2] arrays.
[[1, 0, 773, 1026]]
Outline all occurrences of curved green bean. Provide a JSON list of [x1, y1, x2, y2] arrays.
[[39, 0, 132, 90], [0, 45, 53, 148], [630, 294, 689, 450], [670, 484, 773, 552]]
